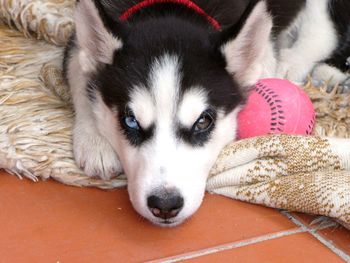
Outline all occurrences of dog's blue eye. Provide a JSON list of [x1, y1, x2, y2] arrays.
[[124, 116, 140, 130]]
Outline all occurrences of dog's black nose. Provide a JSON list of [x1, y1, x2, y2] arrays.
[[147, 191, 184, 219]]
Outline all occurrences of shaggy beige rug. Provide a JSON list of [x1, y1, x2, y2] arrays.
[[1, 0, 349, 229]]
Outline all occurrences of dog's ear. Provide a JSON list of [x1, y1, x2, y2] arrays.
[[75, 0, 123, 72], [217, 0, 273, 89]]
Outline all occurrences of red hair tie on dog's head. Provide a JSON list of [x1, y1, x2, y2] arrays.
[[119, 0, 221, 30]]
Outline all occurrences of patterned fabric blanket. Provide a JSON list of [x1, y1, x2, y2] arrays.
[[208, 135, 350, 228], [0, 0, 349, 229]]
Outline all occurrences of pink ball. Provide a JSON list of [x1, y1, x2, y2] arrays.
[[237, 78, 316, 139]]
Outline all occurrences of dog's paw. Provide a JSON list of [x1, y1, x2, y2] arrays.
[[276, 49, 311, 83], [73, 131, 123, 180], [311, 63, 349, 86]]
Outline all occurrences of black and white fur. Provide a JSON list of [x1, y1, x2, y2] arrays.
[[64, 0, 350, 226]]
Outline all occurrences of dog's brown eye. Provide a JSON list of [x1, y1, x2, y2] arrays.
[[193, 110, 214, 132]]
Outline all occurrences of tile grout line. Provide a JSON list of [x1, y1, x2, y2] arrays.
[[310, 231, 350, 263], [279, 211, 334, 232], [147, 227, 305, 263], [280, 211, 350, 262]]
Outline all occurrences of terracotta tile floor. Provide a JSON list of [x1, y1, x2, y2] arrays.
[[1, 171, 349, 262]]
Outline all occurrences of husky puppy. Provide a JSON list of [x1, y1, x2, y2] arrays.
[[64, 0, 350, 226]]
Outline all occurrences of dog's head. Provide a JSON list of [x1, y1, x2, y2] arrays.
[[74, 0, 272, 226]]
